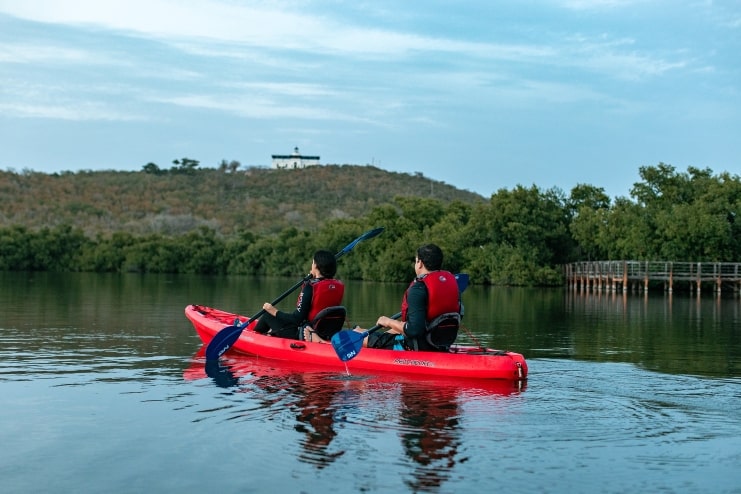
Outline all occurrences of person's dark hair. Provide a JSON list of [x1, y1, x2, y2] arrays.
[[416, 244, 443, 271], [313, 250, 337, 278]]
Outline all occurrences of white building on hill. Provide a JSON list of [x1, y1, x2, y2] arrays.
[[271, 147, 320, 169]]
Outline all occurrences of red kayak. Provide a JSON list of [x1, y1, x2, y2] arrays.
[[185, 304, 528, 381], [184, 348, 527, 395]]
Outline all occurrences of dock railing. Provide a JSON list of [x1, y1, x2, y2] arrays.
[[564, 261, 741, 295]]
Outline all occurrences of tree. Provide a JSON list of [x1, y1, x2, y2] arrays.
[[180, 227, 227, 274], [171, 158, 200, 175], [459, 185, 571, 284], [598, 197, 651, 259], [30, 225, 90, 271], [0, 226, 34, 270], [568, 184, 611, 260], [217, 159, 241, 173], [142, 162, 162, 175], [624, 164, 741, 260]]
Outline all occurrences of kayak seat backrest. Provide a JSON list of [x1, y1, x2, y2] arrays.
[[308, 306, 347, 341], [426, 312, 460, 350]]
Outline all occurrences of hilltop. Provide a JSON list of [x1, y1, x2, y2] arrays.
[[0, 165, 484, 236]]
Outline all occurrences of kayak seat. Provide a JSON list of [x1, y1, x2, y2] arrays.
[[426, 312, 461, 351], [303, 306, 347, 341]]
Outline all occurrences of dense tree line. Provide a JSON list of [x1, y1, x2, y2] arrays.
[[1, 163, 738, 285]]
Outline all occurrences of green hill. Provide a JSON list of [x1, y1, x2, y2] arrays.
[[0, 164, 484, 236]]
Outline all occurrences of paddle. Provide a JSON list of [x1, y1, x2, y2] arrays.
[[205, 227, 384, 361], [331, 273, 469, 362]]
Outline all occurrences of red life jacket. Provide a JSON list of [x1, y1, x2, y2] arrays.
[[306, 278, 345, 321], [401, 270, 460, 322]]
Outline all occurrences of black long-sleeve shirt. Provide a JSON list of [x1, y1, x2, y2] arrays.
[[402, 281, 429, 341], [274, 280, 314, 326]]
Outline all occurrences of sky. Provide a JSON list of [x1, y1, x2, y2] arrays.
[[0, 0, 739, 200]]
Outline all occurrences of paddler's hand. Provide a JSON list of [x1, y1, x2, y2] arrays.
[[376, 315, 400, 332], [262, 303, 277, 316], [376, 315, 391, 327]]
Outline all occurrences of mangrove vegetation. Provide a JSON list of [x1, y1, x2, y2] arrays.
[[1, 162, 738, 285]]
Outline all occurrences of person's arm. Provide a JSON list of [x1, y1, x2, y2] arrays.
[[375, 315, 404, 333], [402, 282, 428, 340], [374, 282, 427, 334], [262, 283, 313, 325]]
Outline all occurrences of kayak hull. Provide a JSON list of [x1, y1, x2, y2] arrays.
[[185, 304, 528, 380]]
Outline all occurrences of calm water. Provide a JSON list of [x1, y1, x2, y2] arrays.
[[1, 271, 739, 494]]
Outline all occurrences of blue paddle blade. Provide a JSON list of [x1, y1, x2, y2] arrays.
[[205, 323, 245, 360], [331, 330, 367, 362], [338, 227, 383, 257], [455, 273, 469, 293]]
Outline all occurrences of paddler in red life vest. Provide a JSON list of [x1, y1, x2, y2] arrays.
[[360, 243, 461, 351], [254, 250, 344, 340]]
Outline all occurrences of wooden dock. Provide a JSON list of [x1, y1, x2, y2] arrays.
[[564, 261, 741, 295]]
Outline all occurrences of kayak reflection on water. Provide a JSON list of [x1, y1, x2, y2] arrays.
[[189, 350, 525, 478]]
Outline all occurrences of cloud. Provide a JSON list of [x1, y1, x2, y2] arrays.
[[0, 0, 475, 58], [568, 36, 689, 80], [0, 0, 689, 85], [556, 0, 649, 10], [0, 73, 153, 121], [0, 42, 96, 64], [152, 92, 380, 125], [0, 100, 147, 121]]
